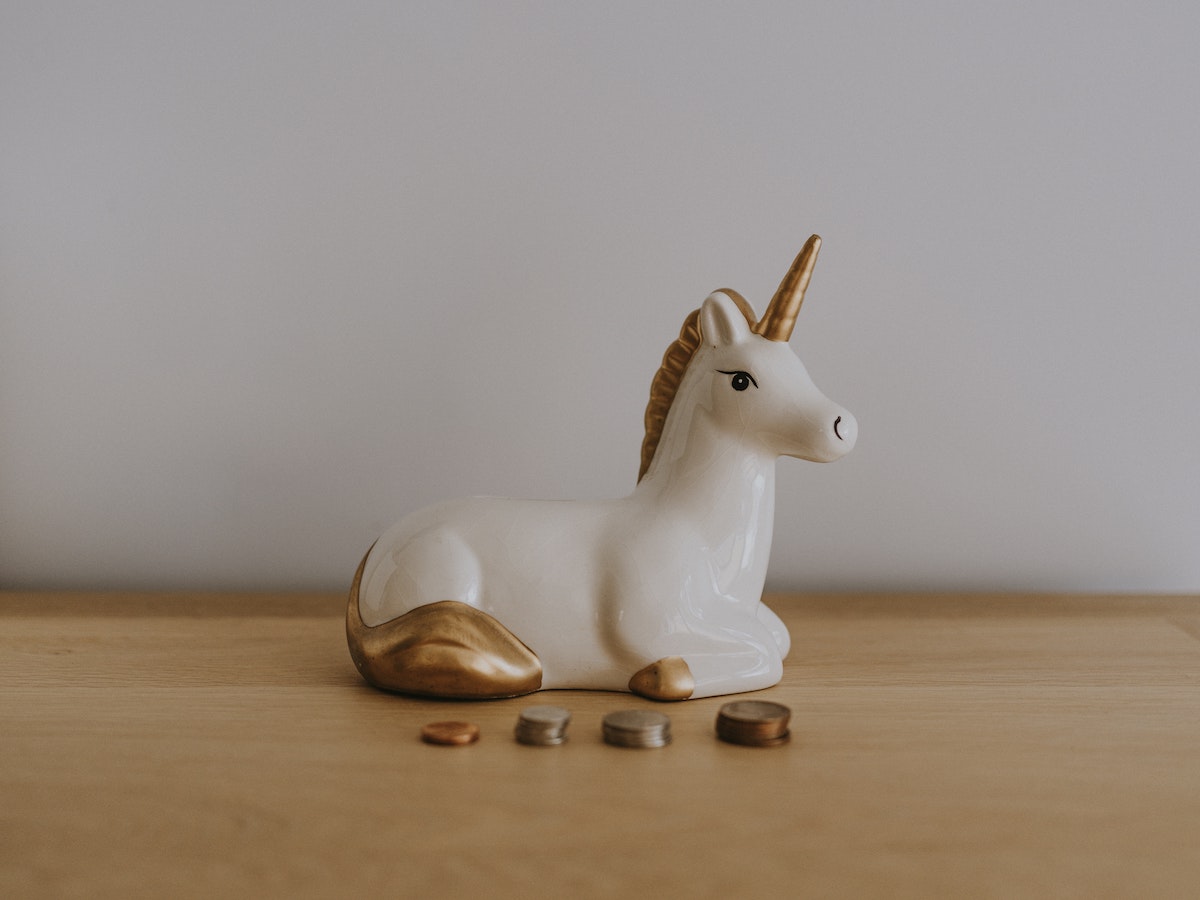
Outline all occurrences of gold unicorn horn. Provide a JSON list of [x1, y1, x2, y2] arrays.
[[754, 234, 821, 342]]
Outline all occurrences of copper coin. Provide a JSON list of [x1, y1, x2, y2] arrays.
[[716, 700, 791, 747], [420, 721, 480, 746]]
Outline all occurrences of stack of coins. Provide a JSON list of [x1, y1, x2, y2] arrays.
[[602, 709, 672, 748], [420, 721, 480, 746], [514, 705, 572, 745], [715, 700, 791, 747]]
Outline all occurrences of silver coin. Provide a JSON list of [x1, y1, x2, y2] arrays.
[[602, 709, 672, 748], [519, 705, 572, 726], [514, 705, 571, 745]]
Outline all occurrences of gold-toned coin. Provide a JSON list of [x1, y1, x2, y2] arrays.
[[420, 721, 480, 746], [715, 700, 791, 747]]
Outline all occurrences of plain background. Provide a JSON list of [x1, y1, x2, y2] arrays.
[[2, 2, 1197, 593]]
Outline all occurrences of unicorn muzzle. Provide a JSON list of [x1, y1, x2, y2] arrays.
[[832, 411, 857, 449], [803, 406, 856, 461]]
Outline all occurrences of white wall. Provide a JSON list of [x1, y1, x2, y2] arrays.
[[3, 2, 1198, 593]]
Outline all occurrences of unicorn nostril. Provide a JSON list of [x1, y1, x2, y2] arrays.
[[833, 416, 844, 440]]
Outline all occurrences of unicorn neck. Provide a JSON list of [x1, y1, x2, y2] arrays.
[[635, 401, 777, 596]]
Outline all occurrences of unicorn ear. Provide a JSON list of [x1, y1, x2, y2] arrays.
[[700, 291, 752, 348]]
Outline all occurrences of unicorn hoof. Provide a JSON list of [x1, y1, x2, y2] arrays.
[[629, 656, 695, 701]]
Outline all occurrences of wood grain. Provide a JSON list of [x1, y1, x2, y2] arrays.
[[2, 591, 1198, 898]]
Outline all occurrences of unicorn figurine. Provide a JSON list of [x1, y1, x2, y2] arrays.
[[347, 235, 856, 701]]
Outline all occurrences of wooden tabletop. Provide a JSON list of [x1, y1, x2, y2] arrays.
[[3, 591, 1198, 898]]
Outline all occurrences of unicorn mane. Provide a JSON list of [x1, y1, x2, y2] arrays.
[[638, 288, 757, 481]]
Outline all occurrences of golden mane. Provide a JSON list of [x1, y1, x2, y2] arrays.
[[638, 289, 757, 481]]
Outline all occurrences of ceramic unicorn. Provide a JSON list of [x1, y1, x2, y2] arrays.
[[347, 235, 856, 701]]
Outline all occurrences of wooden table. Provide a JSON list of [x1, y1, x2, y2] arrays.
[[3, 591, 1198, 898]]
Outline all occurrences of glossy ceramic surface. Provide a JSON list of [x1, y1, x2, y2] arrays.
[[348, 235, 856, 700]]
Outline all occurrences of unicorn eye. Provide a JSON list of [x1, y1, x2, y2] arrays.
[[718, 369, 758, 392]]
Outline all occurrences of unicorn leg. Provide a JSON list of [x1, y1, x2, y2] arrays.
[[346, 551, 543, 699], [679, 644, 784, 699], [756, 602, 791, 658]]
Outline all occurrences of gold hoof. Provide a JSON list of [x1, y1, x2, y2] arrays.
[[629, 656, 695, 701], [346, 550, 543, 700]]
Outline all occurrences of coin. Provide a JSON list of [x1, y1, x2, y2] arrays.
[[420, 721, 480, 746], [514, 705, 571, 746], [715, 700, 791, 747], [602, 709, 672, 748]]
